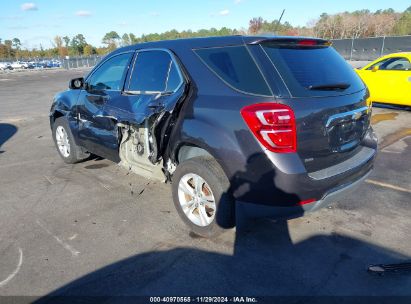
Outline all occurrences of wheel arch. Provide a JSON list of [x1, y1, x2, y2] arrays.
[[50, 110, 65, 125], [172, 142, 234, 184], [177, 144, 214, 163]]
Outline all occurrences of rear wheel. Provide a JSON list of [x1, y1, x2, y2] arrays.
[[52, 117, 88, 164], [172, 157, 235, 237]]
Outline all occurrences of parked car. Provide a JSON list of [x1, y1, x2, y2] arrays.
[[37, 61, 49, 68], [28, 61, 43, 69], [50, 36, 377, 237], [11, 61, 30, 69], [356, 52, 411, 106], [49, 60, 61, 68], [0, 62, 13, 70]]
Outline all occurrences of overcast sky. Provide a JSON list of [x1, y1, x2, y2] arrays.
[[1, 0, 410, 49]]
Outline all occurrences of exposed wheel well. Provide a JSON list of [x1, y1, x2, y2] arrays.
[[51, 111, 64, 125]]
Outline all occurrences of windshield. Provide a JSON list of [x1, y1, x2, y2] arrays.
[[261, 44, 365, 97]]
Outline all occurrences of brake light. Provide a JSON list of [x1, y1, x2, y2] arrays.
[[241, 103, 297, 153], [297, 39, 318, 46]]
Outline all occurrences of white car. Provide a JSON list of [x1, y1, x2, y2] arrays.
[[11, 61, 29, 69], [0, 62, 13, 70]]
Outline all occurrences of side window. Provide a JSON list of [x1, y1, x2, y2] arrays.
[[88, 53, 132, 91], [367, 58, 391, 70], [128, 51, 182, 93], [166, 62, 182, 92], [385, 58, 411, 71], [194, 46, 272, 96], [368, 57, 411, 71]]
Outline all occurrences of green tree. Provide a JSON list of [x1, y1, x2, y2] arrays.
[[62, 36, 70, 48], [12, 38, 21, 49], [249, 17, 263, 34], [382, 8, 395, 14], [393, 11, 411, 35], [70, 34, 87, 55], [121, 33, 131, 46], [102, 31, 120, 50], [83, 44, 96, 56], [11, 38, 21, 59], [54, 36, 68, 57], [129, 33, 138, 44], [0, 44, 8, 59], [39, 44, 46, 57], [3, 40, 13, 58]]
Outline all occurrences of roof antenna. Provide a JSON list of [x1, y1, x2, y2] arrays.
[[273, 9, 285, 35]]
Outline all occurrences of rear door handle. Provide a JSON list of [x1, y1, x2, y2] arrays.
[[147, 101, 165, 110]]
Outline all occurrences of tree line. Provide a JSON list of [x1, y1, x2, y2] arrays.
[[1, 6, 410, 60]]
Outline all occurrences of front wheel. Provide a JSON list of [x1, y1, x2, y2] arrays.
[[172, 157, 235, 237], [52, 117, 88, 164]]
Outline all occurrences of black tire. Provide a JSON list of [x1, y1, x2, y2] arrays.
[[52, 117, 88, 164], [172, 156, 235, 238]]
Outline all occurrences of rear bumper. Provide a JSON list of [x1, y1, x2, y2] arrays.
[[236, 168, 371, 220]]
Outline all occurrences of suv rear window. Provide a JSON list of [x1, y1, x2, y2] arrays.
[[194, 46, 272, 96], [261, 44, 365, 97]]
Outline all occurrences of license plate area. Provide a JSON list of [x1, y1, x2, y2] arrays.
[[326, 107, 370, 152]]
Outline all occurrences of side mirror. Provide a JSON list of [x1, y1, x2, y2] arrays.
[[371, 66, 379, 72], [69, 77, 84, 90]]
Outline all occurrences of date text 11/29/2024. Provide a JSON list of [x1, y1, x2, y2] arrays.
[[149, 296, 258, 303]]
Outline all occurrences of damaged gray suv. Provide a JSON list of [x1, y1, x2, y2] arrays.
[[50, 36, 377, 237]]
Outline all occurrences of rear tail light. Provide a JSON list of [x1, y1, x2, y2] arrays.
[[241, 103, 297, 153], [298, 199, 316, 205]]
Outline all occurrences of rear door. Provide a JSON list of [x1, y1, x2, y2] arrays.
[[256, 40, 370, 172], [106, 49, 186, 163]]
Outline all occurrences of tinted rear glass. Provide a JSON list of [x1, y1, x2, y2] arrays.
[[195, 46, 272, 96], [261, 44, 365, 97], [129, 51, 171, 92]]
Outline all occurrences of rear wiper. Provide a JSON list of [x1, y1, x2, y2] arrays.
[[307, 83, 351, 91]]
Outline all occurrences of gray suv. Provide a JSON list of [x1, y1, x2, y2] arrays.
[[50, 36, 377, 237]]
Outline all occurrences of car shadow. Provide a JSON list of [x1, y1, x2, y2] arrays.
[[33, 223, 410, 302], [34, 151, 410, 302], [372, 102, 411, 111], [0, 123, 17, 154]]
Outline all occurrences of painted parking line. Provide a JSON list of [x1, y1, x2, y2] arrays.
[[0, 247, 23, 288], [36, 219, 80, 257], [365, 179, 411, 194]]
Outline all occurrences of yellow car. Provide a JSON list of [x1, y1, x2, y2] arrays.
[[356, 52, 411, 106]]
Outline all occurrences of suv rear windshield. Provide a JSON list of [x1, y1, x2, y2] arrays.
[[194, 46, 272, 96], [261, 44, 365, 97]]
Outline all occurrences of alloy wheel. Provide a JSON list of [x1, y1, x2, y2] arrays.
[[177, 173, 216, 227]]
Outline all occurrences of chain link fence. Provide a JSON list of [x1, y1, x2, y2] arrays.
[[65, 36, 410, 68], [2, 35, 410, 71], [61, 55, 102, 69], [331, 35, 411, 61]]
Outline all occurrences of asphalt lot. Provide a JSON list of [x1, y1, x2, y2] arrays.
[[0, 68, 410, 299]]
